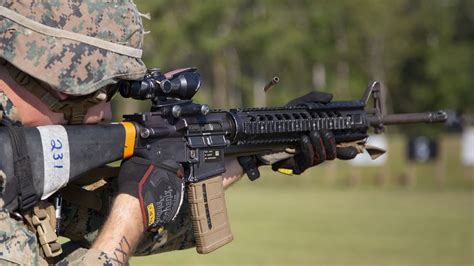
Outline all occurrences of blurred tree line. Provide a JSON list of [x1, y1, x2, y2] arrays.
[[131, 0, 473, 133]]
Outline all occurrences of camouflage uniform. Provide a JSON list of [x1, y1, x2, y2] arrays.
[[0, 1, 195, 265], [0, 199, 42, 265], [0, 91, 20, 122]]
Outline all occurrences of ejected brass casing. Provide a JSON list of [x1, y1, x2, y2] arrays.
[[264, 76, 280, 92]]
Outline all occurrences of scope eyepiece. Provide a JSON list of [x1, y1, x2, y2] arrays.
[[118, 68, 201, 101]]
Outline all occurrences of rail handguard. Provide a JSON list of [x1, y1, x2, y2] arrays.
[[0, 68, 447, 254]]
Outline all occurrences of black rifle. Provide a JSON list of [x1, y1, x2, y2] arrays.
[[0, 68, 447, 254], [118, 68, 446, 175]]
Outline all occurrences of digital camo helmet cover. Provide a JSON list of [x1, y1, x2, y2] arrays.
[[0, 0, 147, 95]]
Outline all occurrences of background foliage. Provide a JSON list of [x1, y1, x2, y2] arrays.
[[133, 0, 473, 118]]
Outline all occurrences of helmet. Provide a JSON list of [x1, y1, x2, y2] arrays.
[[0, 0, 147, 96]]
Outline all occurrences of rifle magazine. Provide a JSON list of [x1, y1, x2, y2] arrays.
[[187, 176, 233, 254]]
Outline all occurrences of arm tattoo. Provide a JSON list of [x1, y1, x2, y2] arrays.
[[111, 236, 131, 265]]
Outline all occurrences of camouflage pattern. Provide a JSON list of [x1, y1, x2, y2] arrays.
[[0, 90, 20, 122], [56, 247, 119, 266], [0, 0, 147, 96], [60, 180, 117, 247], [0, 198, 46, 265], [0, 206, 122, 266]]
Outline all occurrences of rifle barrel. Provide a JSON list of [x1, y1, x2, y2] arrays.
[[369, 110, 448, 126]]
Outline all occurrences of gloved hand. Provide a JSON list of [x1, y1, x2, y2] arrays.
[[238, 91, 359, 179], [117, 157, 185, 230]]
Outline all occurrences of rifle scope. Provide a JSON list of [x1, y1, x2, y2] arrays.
[[117, 68, 201, 101]]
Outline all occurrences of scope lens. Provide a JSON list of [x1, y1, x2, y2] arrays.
[[160, 80, 172, 93], [118, 81, 131, 98]]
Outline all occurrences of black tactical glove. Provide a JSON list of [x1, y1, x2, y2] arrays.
[[117, 157, 185, 229], [239, 91, 359, 179]]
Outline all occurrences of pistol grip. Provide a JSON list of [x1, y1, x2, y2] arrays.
[[187, 176, 233, 254]]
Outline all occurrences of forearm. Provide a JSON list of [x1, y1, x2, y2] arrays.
[[91, 157, 242, 264], [92, 193, 144, 265]]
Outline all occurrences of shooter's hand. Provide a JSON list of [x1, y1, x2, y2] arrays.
[[117, 157, 185, 229], [238, 91, 359, 179], [272, 130, 354, 175]]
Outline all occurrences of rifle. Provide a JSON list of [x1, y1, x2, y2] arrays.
[[0, 68, 447, 254]]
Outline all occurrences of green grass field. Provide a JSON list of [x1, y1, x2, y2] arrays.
[[132, 172, 473, 265]]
